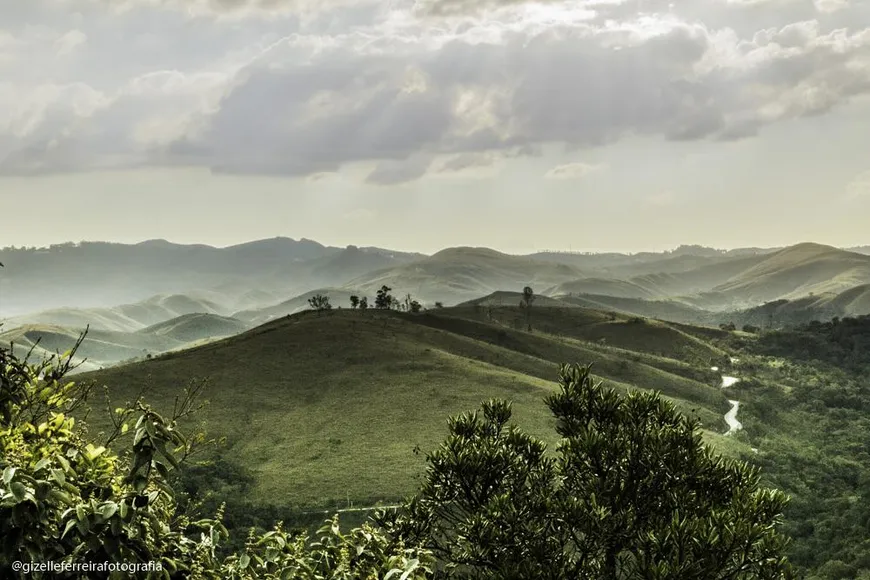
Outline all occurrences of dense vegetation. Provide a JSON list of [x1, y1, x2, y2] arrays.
[[718, 316, 870, 579], [1, 341, 792, 578]]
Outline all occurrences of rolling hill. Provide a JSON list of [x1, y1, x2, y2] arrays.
[[0, 238, 421, 317], [3, 293, 233, 333], [0, 312, 251, 373], [0, 324, 179, 371], [76, 305, 741, 511], [705, 243, 870, 306], [542, 277, 659, 299], [233, 288, 363, 326], [341, 247, 586, 305], [136, 313, 250, 343]]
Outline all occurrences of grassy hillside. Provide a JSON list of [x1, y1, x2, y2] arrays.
[[0, 324, 180, 370], [555, 293, 716, 324], [5, 293, 231, 333], [543, 277, 658, 299], [705, 243, 870, 307], [77, 306, 739, 514], [0, 312, 251, 372], [136, 313, 250, 343]]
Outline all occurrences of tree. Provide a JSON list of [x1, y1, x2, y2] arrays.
[[519, 286, 535, 331], [401, 293, 422, 313], [359, 296, 369, 310], [375, 286, 394, 309], [380, 363, 792, 579], [434, 302, 444, 309], [0, 340, 433, 579], [307, 294, 332, 312], [349, 295, 360, 309]]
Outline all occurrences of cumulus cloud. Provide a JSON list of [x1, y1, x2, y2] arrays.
[[0, 0, 869, 180]]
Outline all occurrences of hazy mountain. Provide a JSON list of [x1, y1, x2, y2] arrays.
[[3, 239, 869, 327], [3, 293, 232, 332], [0, 238, 416, 317], [0, 311, 251, 373], [342, 247, 586, 305], [233, 288, 363, 326], [690, 243, 870, 310]]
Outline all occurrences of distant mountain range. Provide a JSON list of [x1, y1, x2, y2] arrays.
[[0, 238, 424, 317], [2, 239, 870, 353]]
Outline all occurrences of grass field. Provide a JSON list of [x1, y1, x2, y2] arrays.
[[76, 305, 745, 512]]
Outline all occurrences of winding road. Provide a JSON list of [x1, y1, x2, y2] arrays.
[[720, 374, 742, 435]]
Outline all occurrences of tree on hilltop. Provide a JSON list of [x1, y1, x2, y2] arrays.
[[375, 286, 394, 309], [520, 285, 535, 331], [350, 295, 360, 309], [379, 363, 793, 579], [359, 296, 369, 310], [308, 293, 332, 313]]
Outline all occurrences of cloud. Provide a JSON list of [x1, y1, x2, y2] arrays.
[[813, 0, 850, 13], [845, 170, 870, 200], [544, 162, 605, 179], [365, 154, 434, 185], [54, 30, 88, 56], [0, 0, 869, 180]]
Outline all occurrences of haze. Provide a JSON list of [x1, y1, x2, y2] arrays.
[[1, 0, 870, 254]]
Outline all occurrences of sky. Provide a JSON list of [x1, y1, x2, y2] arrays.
[[0, 0, 869, 255]]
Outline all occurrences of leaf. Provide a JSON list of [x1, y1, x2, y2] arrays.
[[34, 458, 51, 472], [239, 554, 251, 569], [61, 519, 76, 540], [100, 502, 118, 520], [9, 482, 28, 501], [84, 444, 106, 461], [2, 467, 15, 485], [50, 469, 66, 486]]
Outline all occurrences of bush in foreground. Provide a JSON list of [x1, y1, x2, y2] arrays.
[[380, 363, 793, 579]]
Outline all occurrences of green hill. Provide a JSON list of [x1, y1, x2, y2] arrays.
[[543, 277, 658, 299], [5, 293, 231, 333], [76, 306, 739, 512], [137, 313, 250, 343], [704, 243, 870, 307], [0, 312, 251, 373], [0, 324, 181, 370], [555, 293, 716, 324]]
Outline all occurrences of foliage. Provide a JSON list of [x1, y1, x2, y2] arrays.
[[0, 341, 433, 579], [359, 297, 368, 310], [519, 286, 535, 331], [349, 296, 360, 310], [307, 295, 332, 312], [375, 286, 394, 310], [724, 316, 870, 578], [380, 363, 792, 579]]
